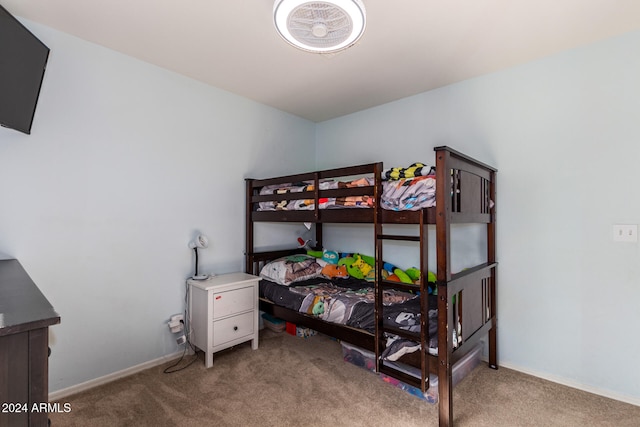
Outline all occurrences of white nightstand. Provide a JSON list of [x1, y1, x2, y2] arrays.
[[188, 272, 260, 368]]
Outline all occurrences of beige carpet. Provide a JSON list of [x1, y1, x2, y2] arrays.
[[50, 330, 640, 427]]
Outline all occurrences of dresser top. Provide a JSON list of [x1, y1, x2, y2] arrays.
[[188, 272, 260, 291], [0, 259, 60, 336]]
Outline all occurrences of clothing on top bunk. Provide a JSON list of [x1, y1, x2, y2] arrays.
[[257, 177, 375, 211], [381, 175, 436, 211], [381, 162, 435, 181]]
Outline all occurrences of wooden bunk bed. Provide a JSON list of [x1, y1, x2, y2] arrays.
[[245, 146, 497, 427]]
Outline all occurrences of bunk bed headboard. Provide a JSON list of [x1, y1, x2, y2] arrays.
[[245, 162, 384, 274], [435, 146, 496, 219], [434, 146, 497, 280]]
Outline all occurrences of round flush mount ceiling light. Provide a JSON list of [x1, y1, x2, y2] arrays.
[[273, 0, 366, 53]]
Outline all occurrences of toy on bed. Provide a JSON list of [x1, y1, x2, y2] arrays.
[[337, 255, 368, 280], [306, 249, 337, 263], [321, 264, 348, 279], [307, 249, 435, 290]]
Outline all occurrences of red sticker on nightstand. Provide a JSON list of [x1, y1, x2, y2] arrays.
[[215, 296, 222, 300]]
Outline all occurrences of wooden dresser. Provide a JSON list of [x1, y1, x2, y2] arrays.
[[0, 259, 60, 427]]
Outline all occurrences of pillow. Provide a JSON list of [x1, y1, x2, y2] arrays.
[[260, 254, 325, 286]]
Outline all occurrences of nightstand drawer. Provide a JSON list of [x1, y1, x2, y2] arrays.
[[212, 285, 254, 319], [213, 311, 254, 346]]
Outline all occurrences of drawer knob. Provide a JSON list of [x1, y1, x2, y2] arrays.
[[234, 326, 238, 331]]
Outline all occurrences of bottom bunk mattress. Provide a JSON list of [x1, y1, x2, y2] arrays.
[[259, 276, 439, 359]]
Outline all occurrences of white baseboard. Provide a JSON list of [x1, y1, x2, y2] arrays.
[[498, 360, 640, 407], [49, 349, 189, 401]]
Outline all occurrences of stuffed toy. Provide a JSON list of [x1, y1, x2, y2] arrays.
[[314, 251, 434, 286], [307, 249, 340, 265], [322, 250, 339, 264], [321, 264, 347, 279], [307, 249, 323, 258], [364, 269, 376, 282], [354, 253, 375, 268], [405, 267, 421, 282], [337, 256, 364, 279], [383, 262, 396, 272], [393, 268, 413, 284], [352, 255, 372, 276], [403, 268, 436, 284], [427, 270, 436, 283], [380, 261, 414, 285]]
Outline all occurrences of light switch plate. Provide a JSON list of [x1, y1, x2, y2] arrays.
[[613, 224, 638, 242]]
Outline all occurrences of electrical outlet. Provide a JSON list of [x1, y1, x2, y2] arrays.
[[613, 224, 638, 242], [176, 335, 186, 345]]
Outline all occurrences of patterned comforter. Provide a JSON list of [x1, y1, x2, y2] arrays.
[[259, 277, 440, 358]]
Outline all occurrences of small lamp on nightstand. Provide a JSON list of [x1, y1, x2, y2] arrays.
[[189, 234, 209, 280]]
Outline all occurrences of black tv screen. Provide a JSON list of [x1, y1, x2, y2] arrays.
[[0, 5, 49, 135]]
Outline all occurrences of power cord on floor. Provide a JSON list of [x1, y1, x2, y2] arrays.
[[162, 340, 198, 373]]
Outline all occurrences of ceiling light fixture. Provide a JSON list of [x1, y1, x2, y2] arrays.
[[273, 0, 366, 53]]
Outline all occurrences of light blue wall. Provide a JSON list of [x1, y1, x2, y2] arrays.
[[316, 30, 640, 402], [0, 21, 315, 392]]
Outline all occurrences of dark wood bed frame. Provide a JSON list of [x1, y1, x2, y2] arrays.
[[245, 146, 497, 427]]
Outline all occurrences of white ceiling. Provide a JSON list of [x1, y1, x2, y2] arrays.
[[4, 0, 640, 122]]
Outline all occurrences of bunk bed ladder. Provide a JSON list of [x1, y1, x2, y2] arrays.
[[374, 208, 430, 393]]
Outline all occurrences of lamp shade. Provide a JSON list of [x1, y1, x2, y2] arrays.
[[189, 234, 209, 249]]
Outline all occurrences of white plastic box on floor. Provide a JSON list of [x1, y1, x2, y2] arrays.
[[261, 313, 286, 332], [341, 341, 376, 372], [341, 341, 483, 404], [382, 342, 483, 403]]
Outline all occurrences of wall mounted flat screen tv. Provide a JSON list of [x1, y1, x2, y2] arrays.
[[0, 5, 49, 135]]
